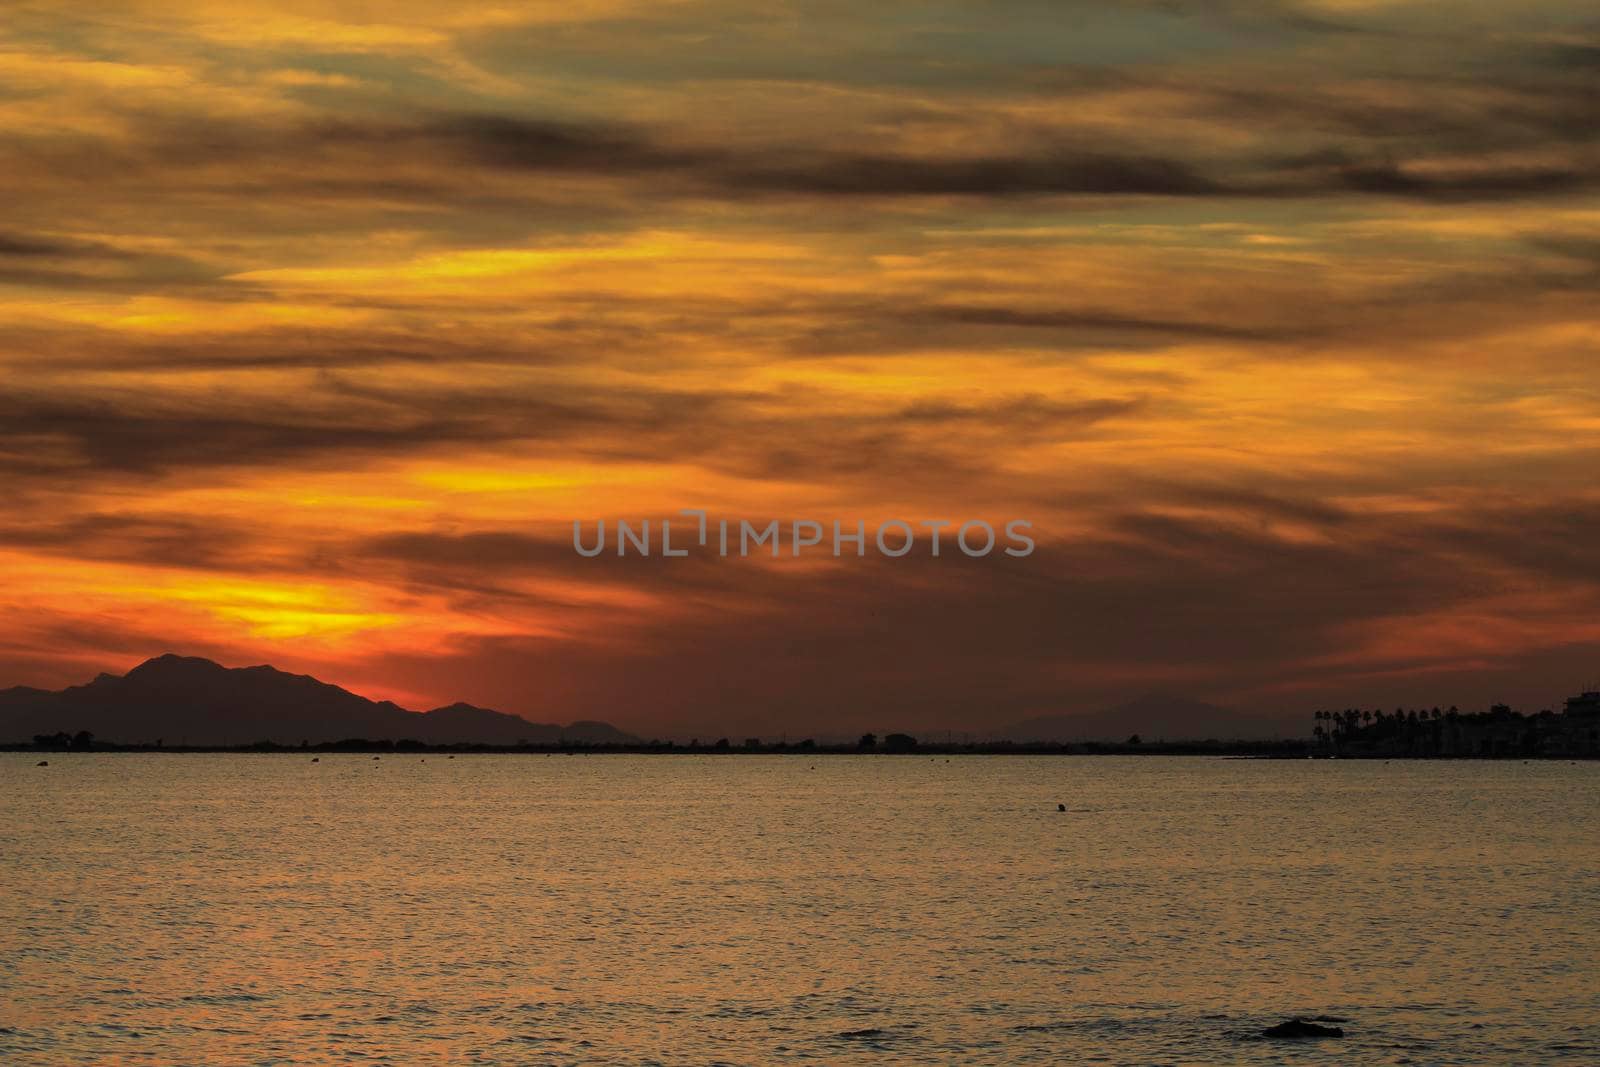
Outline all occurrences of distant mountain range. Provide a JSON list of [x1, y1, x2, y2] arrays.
[[0, 656, 1293, 747], [998, 694, 1296, 742], [0, 654, 637, 746]]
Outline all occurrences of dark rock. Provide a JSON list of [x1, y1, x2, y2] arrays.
[[1262, 1018, 1344, 1039], [35, 760, 48, 766], [1057, 803, 1066, 811]]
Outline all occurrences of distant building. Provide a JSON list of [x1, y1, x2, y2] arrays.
[[1563, 691, 1600, 717]]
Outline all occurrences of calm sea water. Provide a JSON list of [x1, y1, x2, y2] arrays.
[[1, 754, 1596, 1065]]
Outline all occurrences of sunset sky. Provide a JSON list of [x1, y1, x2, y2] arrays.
[[2, 1, 1597, 736]]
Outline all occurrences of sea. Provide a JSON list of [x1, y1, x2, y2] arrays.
[[2, 754, 1596, 1065]]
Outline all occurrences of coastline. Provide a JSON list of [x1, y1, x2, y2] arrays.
[[9, 740, 1593, 759]]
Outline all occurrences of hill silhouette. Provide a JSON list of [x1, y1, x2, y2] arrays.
[[999, 693, 1295, 742], [0, 654, 636, 746]]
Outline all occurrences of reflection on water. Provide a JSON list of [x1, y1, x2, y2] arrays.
[[2, 755, 1596, 1064]]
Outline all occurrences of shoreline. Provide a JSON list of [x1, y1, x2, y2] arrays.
[[7, 741, 1594, 759]]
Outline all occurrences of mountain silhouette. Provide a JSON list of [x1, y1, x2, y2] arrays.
[[0, 654, 636, 746], [998, 693, 1295, 742]]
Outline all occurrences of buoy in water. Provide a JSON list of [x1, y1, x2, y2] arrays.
[[311, 757, 319, 763], [1057, 803, 1066, 812]]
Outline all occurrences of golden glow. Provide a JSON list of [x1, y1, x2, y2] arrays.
[[1, 0, 1595, 725]]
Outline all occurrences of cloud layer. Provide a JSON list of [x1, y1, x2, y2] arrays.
[[1, 0, 1597, 733]]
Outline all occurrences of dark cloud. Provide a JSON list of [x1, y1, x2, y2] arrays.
[[1330, 160, 1593, 201], [1536, 39, 1600, 71], [1181, 68, 1599, 145], [0, 232, 98, 257], [1525, 233, 1600, 272], [0, 365, 1155, 492], [387, 113, 1230, 198], [330, 507, 1475, 733], [430, 111, 1591, 204], [426, 114, 715, 173], [0, 391, 511, 476], [1405, 498, 1600, 585], [722, 148, 1224, 197], [0, 230, 161, 262], [13, 99, 1593, 211], [1136, 482, 1352, 528], [0, 513, 257, 572], [286, 110, 1600, 203], [907, 303, 1294, 342], [892, 393, 1141, 428], [0, 229, 221, 291], [335, 479, 1600, 734], [3, 326, 603, 373]]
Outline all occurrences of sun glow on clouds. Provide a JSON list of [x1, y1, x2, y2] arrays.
[[0, 552, 393, 646], [1, 0, 1597, 731]]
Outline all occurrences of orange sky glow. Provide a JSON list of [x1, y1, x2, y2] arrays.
[[2, 0, 1597, 735]]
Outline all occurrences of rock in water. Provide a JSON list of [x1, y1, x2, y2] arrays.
[[1262, 1018, 1344, 1039]]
